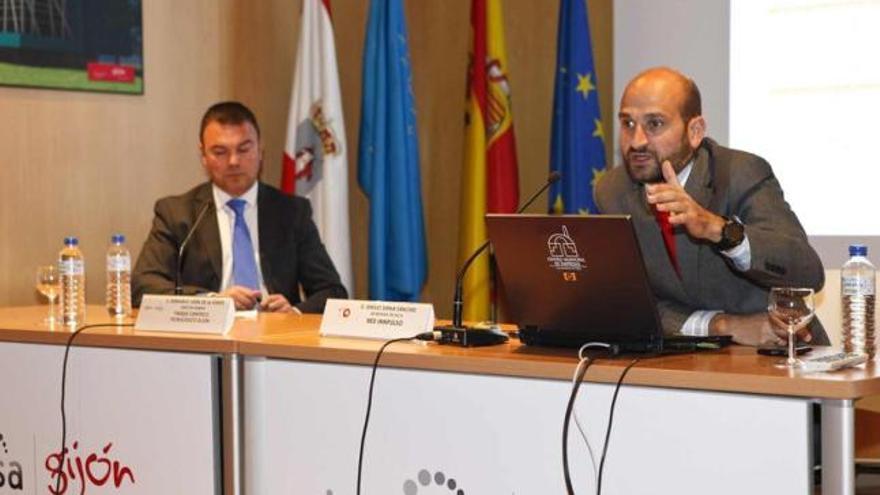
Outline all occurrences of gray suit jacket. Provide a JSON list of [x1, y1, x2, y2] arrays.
[[595, 138, 829, 344], [132, 182, 347, 313]]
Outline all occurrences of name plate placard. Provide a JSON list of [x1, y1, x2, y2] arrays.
[[320, 299, 435, 340], [135, 295, 235, 335]]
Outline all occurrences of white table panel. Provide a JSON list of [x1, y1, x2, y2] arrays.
[[0, 341, 219, 494], [245, 357, 811, 494]]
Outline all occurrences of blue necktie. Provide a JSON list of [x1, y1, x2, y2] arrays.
[[227, 198, 260, 290]]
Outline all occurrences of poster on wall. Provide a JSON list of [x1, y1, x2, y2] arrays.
[[0, 0, 143, 94]]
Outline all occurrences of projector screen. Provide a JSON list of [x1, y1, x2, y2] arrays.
[[729, 0, 880, 237]]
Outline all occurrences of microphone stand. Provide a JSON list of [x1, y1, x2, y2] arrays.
[[174, 202, 213, 295], [434, 172, 561, 346]]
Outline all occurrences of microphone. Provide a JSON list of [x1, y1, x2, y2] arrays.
[[175, 201, 213, 295], [435, 171, 562, 346]]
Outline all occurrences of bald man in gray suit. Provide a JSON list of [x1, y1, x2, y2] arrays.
[[595, 67, 828, 346]]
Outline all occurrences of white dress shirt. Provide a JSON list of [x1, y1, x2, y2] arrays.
[[212, 182, 267, 295]]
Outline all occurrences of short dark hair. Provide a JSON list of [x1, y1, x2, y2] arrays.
[[199, 101, 260, 143], [680, 77, 702, 122]]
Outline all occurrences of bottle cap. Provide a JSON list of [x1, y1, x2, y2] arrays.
[[849, 244, 868, 257], [64, 237, 78, 246], [111, 234, 125, 244]]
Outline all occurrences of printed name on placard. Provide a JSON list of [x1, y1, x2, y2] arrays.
[[135, 295, 235, 335], [320, 299, 435, 340]]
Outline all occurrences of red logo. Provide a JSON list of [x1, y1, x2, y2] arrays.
[[45, 441, 135, 494], [86, 63, 135, 83]]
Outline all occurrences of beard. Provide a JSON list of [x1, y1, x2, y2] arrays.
[[623, 136, 695, 184], [623, 148, 663, 183]]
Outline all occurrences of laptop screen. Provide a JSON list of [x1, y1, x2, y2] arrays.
[[485, 214, 664, 349]]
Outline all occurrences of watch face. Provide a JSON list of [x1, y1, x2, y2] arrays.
[[721, 218, 745, 249]]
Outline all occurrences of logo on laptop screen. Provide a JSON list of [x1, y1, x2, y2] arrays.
[[546, 225, 587, 275]]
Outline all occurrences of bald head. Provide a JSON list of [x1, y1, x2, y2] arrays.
[[617, 67, 707, 182], [623, 67, 702, 123]]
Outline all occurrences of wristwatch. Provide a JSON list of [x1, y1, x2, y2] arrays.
[[714, 216, 745, 251]]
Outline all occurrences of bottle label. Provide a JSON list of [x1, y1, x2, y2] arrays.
[[59, 259, 84, 276], [107, 256, 131, 272], [842, 276, 875, 296]]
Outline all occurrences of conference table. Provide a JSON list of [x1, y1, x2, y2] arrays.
[[0, 305, 877, 494]]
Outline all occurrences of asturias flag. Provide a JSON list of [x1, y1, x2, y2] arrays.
[[459, 0, 520, 322], [281, 0, 353, 295], [548, 0, 606, 214], [357, 0, 427, 302]]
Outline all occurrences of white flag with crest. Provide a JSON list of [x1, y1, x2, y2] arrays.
[[281, 0, 353, 295]]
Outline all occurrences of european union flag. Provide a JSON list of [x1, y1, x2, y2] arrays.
[[357, 0, 427, 301], [548, 0, 607, 214]]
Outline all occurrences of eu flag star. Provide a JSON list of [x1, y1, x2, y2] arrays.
[[552, 194, 565, 214], [575, 73, 595, 100], [592, 118, 604, 141], [591, 167, 607, 190]]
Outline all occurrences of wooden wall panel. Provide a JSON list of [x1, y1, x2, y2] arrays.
[[0, 0, 234, 305]]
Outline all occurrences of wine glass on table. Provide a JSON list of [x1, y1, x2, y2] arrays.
[[36, 265, 60, 326], [768, 287, 815, 368]]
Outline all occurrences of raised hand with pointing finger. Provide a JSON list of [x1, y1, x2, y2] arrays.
[[645, 160, 726, 243]]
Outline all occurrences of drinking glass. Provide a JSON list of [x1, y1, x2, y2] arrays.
[[768, 287, 815, 368], [36, 265, 60, 325]]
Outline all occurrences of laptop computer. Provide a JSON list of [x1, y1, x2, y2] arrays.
[[485, 214, 731, 353]]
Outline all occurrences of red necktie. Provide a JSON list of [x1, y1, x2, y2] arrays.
[[653, 207, 680, 276]]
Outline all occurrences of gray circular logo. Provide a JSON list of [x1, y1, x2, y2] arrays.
[[403, 469, 464, 495]]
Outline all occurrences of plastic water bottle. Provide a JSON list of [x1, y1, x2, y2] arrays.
[[59, 237, 86, 327], [106, 234, 132, 318], [841, 244, 876, 357]]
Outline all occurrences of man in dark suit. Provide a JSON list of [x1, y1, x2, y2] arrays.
[[133, 101, 346, 313], [595, 67, 828, 346]]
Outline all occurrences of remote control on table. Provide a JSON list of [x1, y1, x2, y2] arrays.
[[799, 352, 868, 372]]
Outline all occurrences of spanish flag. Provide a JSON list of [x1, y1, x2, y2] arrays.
[[459, 0, 519, 322]]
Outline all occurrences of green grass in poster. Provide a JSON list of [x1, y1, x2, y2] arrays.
[[0, 61, 143, 94]]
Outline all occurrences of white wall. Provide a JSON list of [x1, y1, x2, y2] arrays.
[[613, 0, 730, 152]]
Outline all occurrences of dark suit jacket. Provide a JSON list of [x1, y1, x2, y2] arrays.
[[595, 138, 829, 345], [132, 182, 347, 313]]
